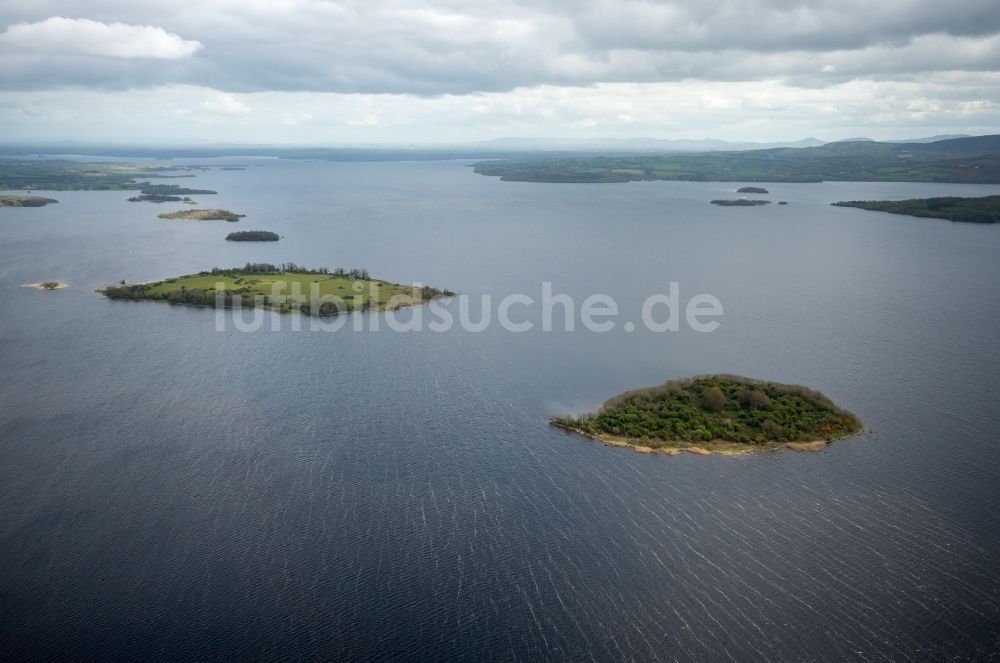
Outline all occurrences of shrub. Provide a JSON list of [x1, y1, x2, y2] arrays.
[[739, 390, 771, 409], [761, 419, 784, 439], [702, 386, 726, 412]]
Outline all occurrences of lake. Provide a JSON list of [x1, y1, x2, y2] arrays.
[[1, 159, 999, 661]]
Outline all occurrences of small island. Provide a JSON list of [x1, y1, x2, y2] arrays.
[[100, 263, 454, 315], [23, 281, 68, 290], [832, 195, 1000, 223], [226, 230, 279, 241], [127, 194, 196, 204], [158, 208, 245, 222], [711, 199, 770, 206], [737, 186, 769, 194], [551, 375, 862, 455], [1, 195, 58, 207], [138, 184, 217, 196]]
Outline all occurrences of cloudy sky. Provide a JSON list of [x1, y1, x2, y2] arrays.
[[1, 0, 999, 144]]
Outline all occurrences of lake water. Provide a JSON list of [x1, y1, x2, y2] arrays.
[[1, 159, 999, 661]]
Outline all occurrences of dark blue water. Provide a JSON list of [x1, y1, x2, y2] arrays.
[[2, 160, 999, 661]]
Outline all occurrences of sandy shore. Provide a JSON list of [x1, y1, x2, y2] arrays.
[[22, 282, 68, 290], [551, 421, 850, 457], [785, 440, 829, 452]]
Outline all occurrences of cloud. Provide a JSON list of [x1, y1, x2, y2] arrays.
[[0, 16, 201, 59], [0, 1, 998, 141], [3, 76, 999, 144], [200, 93, 250, 116], [0, 1, 997, 94]]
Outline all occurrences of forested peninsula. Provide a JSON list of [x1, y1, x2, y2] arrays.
[[832, 195, 1000, 223]]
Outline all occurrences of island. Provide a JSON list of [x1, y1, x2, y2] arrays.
[[23, 281, 67, 290], [158, 208, 245, 222], [100, 263, 455, 315], [138, 184, 217, 196], [127, 194, 196, 203], [226, 230, 279, 241], [737, 186, 769, 194], [551, 375, 862, 455], [832, 195, 1000, 223], [711, 199, 770, 206], [1, 195, 58, 207]]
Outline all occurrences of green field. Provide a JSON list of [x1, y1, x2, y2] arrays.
[[552, 375, 862, 454], [101, 265, 453, 315]]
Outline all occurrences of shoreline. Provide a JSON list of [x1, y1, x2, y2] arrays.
[[551, 420, 857, 456], [100, 291, 454, 315]]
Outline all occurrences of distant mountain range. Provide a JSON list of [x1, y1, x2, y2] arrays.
[[831, 134, 970, 144], [0, 134, 988, 160]]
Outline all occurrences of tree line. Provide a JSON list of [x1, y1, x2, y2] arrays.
[[195, 263, 372, 279]]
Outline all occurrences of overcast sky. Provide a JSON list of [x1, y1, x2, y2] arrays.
[[1, 0, 998, 144]]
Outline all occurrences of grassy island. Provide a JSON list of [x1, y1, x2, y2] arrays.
[[551, 375, 862, 455], [737, 186, 769, 194], [100, 263, 454, 315], [711, 199, 770, 206], [226, 230, 279, 241], [1, 195, 58, 207], [832, 195, 1000, 223], [158, 208, 245, 221]]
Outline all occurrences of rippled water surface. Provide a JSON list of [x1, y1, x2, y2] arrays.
[[1, 160, 999, 661]]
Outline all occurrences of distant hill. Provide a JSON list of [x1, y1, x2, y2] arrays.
[[474, 136, 827, 152], [471, 134, 1000, 184], [891, 134, 970, 144]]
